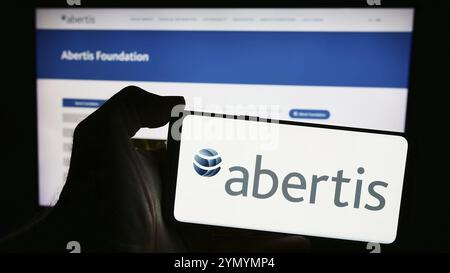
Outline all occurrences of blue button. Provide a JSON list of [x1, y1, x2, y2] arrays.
[[62, 98, 106, 108], [289, 109, 330, 119]]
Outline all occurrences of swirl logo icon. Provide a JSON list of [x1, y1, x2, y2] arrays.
[[193, 148, 222, 177]]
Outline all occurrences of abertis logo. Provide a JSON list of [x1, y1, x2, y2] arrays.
[[193, 148, 222, 177]]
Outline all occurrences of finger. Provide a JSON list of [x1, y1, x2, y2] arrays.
[[257, 235, 311, 252], [77, 85, 185, 139], [213, 234, 310, 252], [182, 226, 311, 252]]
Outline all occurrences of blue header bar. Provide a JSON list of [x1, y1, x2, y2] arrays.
[[62, 98, 105, 108], [37, 30, 412, 88]]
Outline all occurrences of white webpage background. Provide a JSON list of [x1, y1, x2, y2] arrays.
[[36, 8, 413, 32], [37, 79, 407, 205]]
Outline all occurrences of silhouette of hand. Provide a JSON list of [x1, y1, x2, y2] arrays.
[[0, 86, 309, 252]]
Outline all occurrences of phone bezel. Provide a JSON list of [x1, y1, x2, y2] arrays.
[[165, 110, 408, 243]]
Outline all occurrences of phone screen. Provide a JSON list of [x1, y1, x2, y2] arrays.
[[168, 113, 408, 243]]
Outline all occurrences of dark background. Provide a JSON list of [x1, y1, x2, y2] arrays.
[[2, 0, 449, 252]]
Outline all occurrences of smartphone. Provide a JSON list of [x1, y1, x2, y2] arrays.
[[167, 111, 408, 244]]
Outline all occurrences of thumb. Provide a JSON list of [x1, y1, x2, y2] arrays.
[[77, 85, 186, 139]]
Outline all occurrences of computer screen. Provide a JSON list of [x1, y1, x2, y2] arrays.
[[36, 8, 414, 206]]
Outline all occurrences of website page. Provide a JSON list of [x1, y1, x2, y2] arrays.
[[36, 8, 414, 206]]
